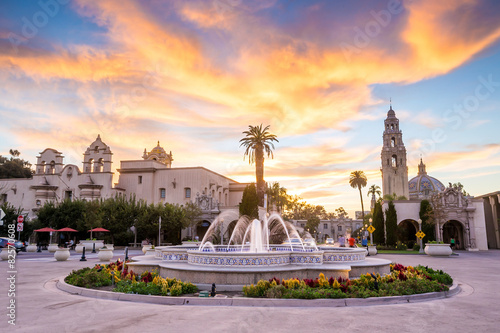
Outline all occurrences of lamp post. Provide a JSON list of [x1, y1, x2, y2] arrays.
[[369, 218, 373, 246], [364, 224, 369, 255], [417, 219, 424, 253]]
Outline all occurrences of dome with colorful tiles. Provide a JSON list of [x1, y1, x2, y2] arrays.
[[142, 141, 173, 167], [409, 159, 445, 199]]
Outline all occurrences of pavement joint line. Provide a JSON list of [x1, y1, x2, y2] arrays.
[[55, 275, 462, 308]]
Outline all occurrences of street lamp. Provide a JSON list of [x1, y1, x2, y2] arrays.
[[369, 218, 373, 246], [417, 219, 424, 253]]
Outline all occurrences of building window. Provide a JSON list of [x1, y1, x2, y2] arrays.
[[65, 191, 72, 201], [0, 194, 7, 204], [160, 188, 166, 199], [391, 137, 396, 147], [356, 223, 361, 230], [301, 223, 305, 228], [323, 223, 328, 230], [338, 225, 342, 232], [185, 188, 191, 198], [138, 176, 142, 184], [392, 155, 398, 167]]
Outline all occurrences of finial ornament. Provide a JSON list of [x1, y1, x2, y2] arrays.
[[390, 97, 392, 110]]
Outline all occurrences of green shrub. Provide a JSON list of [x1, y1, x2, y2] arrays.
[[413, 243, 420, 251], [65, 267, 111, 288], [395, 241, 407, 251]]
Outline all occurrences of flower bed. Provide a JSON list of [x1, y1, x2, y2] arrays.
[[65, 260, 198, 296], [242, 263, 452, 299]]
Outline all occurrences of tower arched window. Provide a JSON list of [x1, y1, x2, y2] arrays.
[[391, 155, 398, 167], [94, 158, 103, 173], [94, 146, 99, 153], [39, 161, 46, 174], [49, 161, 55, 174], [88, 159, 94, 173], [390, 124, 394, 130], [391, 137, 396, 147]]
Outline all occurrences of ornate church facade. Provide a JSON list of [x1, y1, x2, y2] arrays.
[[379, 106, 489, 250]]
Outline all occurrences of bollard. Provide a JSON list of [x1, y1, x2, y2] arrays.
[[366, 245, 370, 256], [80, 246, 87, 261], [111, 271, 115, 286], [125, 247, 129, 261], [210, 283, 216, 297], [92, 243, 96, 253]]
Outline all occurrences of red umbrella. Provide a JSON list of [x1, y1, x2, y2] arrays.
[[34, 227, 57, 243], [56, 227, 78, 232], [34, 227, 56, 232], [88, 228, 110, 232], [88, 227, 110, 240]]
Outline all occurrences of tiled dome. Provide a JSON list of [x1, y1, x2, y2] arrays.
[[409, 159, 445, 199]]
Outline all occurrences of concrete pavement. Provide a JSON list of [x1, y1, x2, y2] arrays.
[[1, 249, 499, 333]]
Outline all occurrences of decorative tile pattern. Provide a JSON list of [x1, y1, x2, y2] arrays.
[[188, 254, 290, 267], [162, 252, 189, 262]]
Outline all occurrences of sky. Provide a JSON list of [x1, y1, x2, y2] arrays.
[[1, 0, 499, 217]]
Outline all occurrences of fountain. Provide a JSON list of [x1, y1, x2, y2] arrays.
[[129, 213, 391, 290]]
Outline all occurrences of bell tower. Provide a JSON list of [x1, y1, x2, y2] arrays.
[[381, 105, 409, 199]]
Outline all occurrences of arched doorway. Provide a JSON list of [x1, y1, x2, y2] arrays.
[[442, 220, 464, 250], [196, 220, 211, 240], [397, 220, 418, 247]]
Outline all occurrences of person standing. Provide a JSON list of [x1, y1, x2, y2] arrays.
[[450, 237, 456, 249], [339, 235, 345, 247]]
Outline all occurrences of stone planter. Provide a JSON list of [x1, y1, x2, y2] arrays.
[[26, 244, 37, 252], [1, 248, 15, 260], [145, 248, 156, 256], [75, 244, 85, 253], [97, 248, 114, 261], [54, 248, 70, 261], [104, 244, 114, 250], [367, 245, 378, 256], [424, 243, 452, 257], [81, 240, 105, 252], [142, 245, 153, 254], [47, 244, 59, 253]]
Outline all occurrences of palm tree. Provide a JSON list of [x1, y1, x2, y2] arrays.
[[367, 184, 381, 199], [349, 171, 367, 221], [240, 124, 279, 206]]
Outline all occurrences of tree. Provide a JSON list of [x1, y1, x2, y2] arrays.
[[0, 150, 33, 179], [385, 201, 398, 246], [349, 171, 367, 222], [335, 207, 348, 219], [383, 192, 407, 201], [240, 124, 278, 206], [305, 216, 320, 236], [266, 181, 288, 213], [419, 200, 435, 243], [239, 183, 259, 219], [182, 201, 203, 240], [372, 201, 385, 244], [367, 184, 381, 200]]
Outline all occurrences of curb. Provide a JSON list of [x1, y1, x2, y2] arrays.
[[56, 276, 461, 307]]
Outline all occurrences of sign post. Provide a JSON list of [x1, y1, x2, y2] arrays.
[[17, 215, 24, 240]]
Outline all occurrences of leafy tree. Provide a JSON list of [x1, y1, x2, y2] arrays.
[[305, 216, 320, 235], [349, 171, 367, 222], [0, 150, 33, 178], [239, 183, 259, 219], [240, 124, 279, 206], [182, 201, 203, 240], [372, 201, 385, 244], [335, 207, 348, 219], [385, 201, 398, 246]]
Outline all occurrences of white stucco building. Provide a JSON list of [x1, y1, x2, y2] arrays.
[[0, 136, 246, 239]]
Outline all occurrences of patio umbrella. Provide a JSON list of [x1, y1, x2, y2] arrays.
[[34, 227, 57, 244], [56, 227, 78, 232], [88, 227, 110, 239], [56, 228, 78, 247]]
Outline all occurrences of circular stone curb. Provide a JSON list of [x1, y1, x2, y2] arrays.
[[56, 276, 461, 307]]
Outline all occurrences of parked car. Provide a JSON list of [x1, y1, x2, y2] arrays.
[[303, 238, 316, 247], [325, 238, 334, 245], [0, 237, 26, 253]]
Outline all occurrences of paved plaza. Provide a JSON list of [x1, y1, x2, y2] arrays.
[[1, 249, 499, 333]]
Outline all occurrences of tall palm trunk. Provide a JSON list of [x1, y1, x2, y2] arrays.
[[358, 185, 365, 221], [255, 144, 265, 206]]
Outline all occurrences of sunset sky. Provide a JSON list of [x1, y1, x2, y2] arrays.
[[1, 0, 499, 216]]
